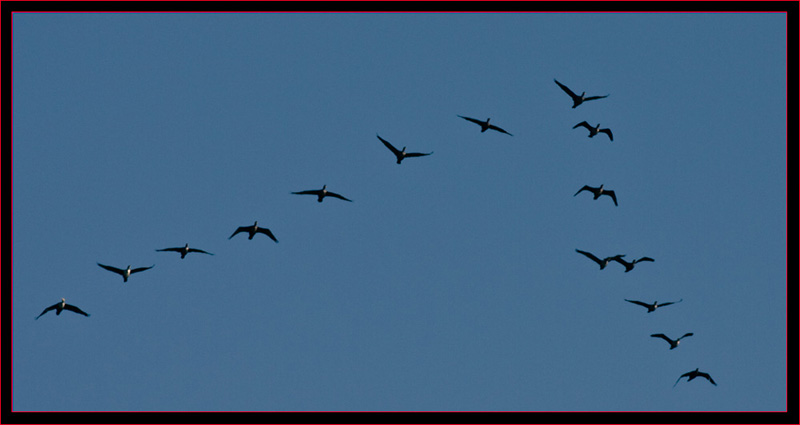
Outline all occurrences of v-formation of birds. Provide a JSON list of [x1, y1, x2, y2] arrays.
[[35, 78, 715, 389]]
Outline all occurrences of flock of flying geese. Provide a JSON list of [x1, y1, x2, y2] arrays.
[[34, 78, 716, 390]]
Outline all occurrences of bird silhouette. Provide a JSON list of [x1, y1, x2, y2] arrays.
[[292, 185, 352, 203], [574, 184, 618, 206], [674, 368, 717, 387], [35, 298, 90, 320], [97, 263, 154, 282], [554, 79, 609, 108], [457, 115, 513, 136], [624, 298, 682, 313], [229, 221, 278, 242], [575, 249, 624, 270], [572, 121, 613, 141], [377, 134, 433, 164], [651, 333, 694, 349], [613, 256, 655, 272], [156, 243, 214, 258]]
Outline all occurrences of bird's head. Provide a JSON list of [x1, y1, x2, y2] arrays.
[[581, 91, 586, 98], [401, 146, 407, 153], [184, 243, 190, 248], [61, 297, 66, 302], [254, 220, 258, 227], [322, 185, 327, 190]]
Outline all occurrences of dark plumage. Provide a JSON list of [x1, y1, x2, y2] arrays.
[[651, 333, 694, 350], [156, 243, 214, 258], [575, 249, 624, 270], [574, 184, 618, 206], [572, 121, 613, 141], [35, 298, 90, 320], [377, 134, 433, 164], [674, 368, 717, 387], [292, 185, 352, 203], [613, 256, 655, 272], [229, 221, 278, 242], [457, 115, 513, 136], [97, 263, 154, 282], [624, 298, 682, 313], [554, 79, 609, 108]]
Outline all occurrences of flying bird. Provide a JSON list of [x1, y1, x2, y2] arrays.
[[377, 134, 433, 164], [574, 184, 618, 206], [575, 249, 624, 270], [554, 79, 609, 108], [651, 333, 694, 350], [229, 221, 278, 242], [613, 256, 655, 272], [624, 298, 682, 313], [35, 298, 90, 320], [292, 185, 352, 203], [674, 368, 717, 387], [97, 263, 154, 282], [457, 115, 513, 136], [572, 121, 613, 141], [156, 243, 214, 258]]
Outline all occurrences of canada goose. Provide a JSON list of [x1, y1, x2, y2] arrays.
[[674, 368, 717, 387], [613, 256, 655, 272], [651, 333, 694, 349], [292, 185, 352, 203], [572, 121, 613, 141], [624, 298, 682, 313], [35, 298, 90, 320], [229, 221, 278, 242], [554, 79, 609, 108], [457, 115, 513, 136], [97, 263, 154, 282], [574, 184, 618, 206], [156, 243, 214, 258], [575, 249, 624, 270], [377, 134, 433, 164]]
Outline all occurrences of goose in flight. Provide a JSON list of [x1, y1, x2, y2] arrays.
[[624, 298, 682, 313], [575, 249, 624, 270], [292, 185, 352, 203], [574, 184, 618, 206], [156, 243, 214, 258], [229, 221, 278, 242], [613, 256, 655, 272], [377, 134, 433, 164], [35, 298, 90, 320], [554, 79, 609, 108], [457, 115, 513, 136], [573, 121, 613, 141], [651, 333, 694, 350], [97, 263, 154, 282], [674, 368, 717, 387]]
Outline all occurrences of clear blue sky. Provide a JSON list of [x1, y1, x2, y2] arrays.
[[11, 12, 787, 412]]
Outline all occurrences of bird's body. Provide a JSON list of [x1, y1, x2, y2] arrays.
[[35, 298, 90, 319], [613, 256, 655, 272], [651, 332, 694, 349], [229, 221, 278, 242], [457, 115, 513, 136], [573, 121, 613, 141], [674, 368, 717, 387], [625, 298, 682, 313], [574, 184, 618, 206], [156, 243, 214, 258], [575, 249, 624, 270], [292, 185, 352, 203], [377, 134, 433, 164], [554, 79, 609, 108], [97, 263, 154, 282]]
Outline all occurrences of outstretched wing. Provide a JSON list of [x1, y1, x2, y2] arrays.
[[602, 190, 618, 206], [292, 189, 321, 196], [63, 304, 90, 317], [256, 227, 279, 243], [404, 151, 433, 158], [554, 79, 578, 99], [673, 373, 689, 388], [457, 115, 484, 126], [650, 333, 673, 344], [696, 372, 717, 386], [624, 299, 650, 308], [488, 124, 513, 136], [156, 247, 182, 253], [377, 134, 401, 156], [572, 121, 592, 131], [678, 332, 694, 341], [229, 226, 249, 239], [658, 299, 683, 308], [97, 263, 124, 276], [187, 248, 214, 255], [574, 185, 592, 196], [584, 94, 609, 101], [131, 265, 155, 274], [599, 128, 614, 141], [635, 257, 655, 263], [575, 249, 603, 266], [35, 302, 59, 320], [326, 191, 353, 202]]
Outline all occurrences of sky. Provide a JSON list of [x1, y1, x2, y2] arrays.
[[10, 11, 788, 413]]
